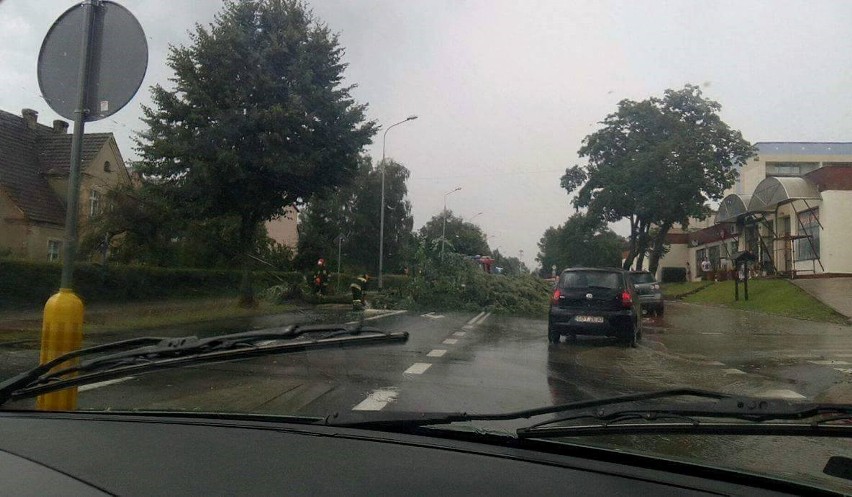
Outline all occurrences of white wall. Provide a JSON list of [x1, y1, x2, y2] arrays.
[[820, 191, 852, 274]]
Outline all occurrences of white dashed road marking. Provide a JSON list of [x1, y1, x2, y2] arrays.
[[345, 309, 407, 325], [808, 360, 850, 366], [404, 363, 432, 375], [420, 312, 445, 319], [700, 332, 723, 335], [427, 349, 447, 358], [474, 312, 491, 325], [453, 332, 466, 337], [352, 388, 399, 411], [443, 338, 458, 345], [835, 368, 852, 374], [723, 368, 746, 375], [78, 377, 134, 392]]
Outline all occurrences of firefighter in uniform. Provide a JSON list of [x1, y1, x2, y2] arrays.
[[350, 274, 368, 310], [312, 259, 329, 295]]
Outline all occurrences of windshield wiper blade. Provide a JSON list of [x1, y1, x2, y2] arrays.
[[0, 323, 408, 406], [518, 395, 852, 438], [327, 388, 730, 429], [327, 388, 852, 438]]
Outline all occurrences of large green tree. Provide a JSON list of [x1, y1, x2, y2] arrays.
[[419, 211, 490, 257], [536, 213, 623, 276], [561, 85, 753, 272], [134, 0, 376, 305], [296, 158, 414, 274]]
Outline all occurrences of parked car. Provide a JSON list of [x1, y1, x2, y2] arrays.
[[630, 270, 665, 316], [547, 268, 642, 347]]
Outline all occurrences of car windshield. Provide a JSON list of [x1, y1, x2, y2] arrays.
[[559, 271, 621, 290], [631, 273, 656, 284], [1, 0, 851, 494]]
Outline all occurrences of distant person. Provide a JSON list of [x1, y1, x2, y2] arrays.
[[350, 274, 368, 310], [313, 259, 329, 295], [700, 258, 712, 281]]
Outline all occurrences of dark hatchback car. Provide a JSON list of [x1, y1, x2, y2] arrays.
[[547, 268, 642, 347], [630, 270, 665, 316]]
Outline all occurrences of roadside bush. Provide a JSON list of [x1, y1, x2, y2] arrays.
[[0, 259, 304, 308], [661, 267, 687, 283]]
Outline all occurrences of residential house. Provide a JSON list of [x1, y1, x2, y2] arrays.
[[0, 108, 131, 262]]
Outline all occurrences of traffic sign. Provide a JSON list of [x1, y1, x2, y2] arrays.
[[38, 0, 148, 122]]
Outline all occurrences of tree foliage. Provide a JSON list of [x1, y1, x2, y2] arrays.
[[133, 0, 376, 304], [418, 211, 490, 257], [561, 85, 754, 272], [296, 158, 414, 274], [536, 213, 624, 276]]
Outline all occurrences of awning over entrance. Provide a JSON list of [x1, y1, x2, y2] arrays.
[[715, 194, 752, 224], [747, 176, 821, 212]]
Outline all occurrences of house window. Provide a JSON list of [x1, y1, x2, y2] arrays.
[[104, 161, 111, 172], [796, 208, 820, 261], [89, 190, 101, 218], [47, 240, 62, 262]]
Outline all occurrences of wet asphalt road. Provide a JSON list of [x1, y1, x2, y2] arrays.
[[2, 303, 851, 492], [4, 301, 849, 412]]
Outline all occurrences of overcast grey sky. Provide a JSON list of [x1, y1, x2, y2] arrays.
[[2, 0, 851, 268]]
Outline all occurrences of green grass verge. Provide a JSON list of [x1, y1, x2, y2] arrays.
[[661, 281, 713, 299], [683, 279, 848, 324]]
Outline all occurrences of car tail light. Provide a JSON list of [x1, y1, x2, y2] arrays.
[[621, 290, 633, 308], [551, 289, 561, 305]]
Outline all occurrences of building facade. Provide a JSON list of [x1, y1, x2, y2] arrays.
[[653, 143, 852, 280], [0, 108, 131, 262]]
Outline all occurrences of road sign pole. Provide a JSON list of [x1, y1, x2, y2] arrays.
[[38, 0, 98, 411]]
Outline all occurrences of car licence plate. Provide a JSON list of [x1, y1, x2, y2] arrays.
[[575, 315, 604, 323]]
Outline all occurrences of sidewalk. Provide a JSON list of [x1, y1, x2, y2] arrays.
[[792, 278, 852, 323]]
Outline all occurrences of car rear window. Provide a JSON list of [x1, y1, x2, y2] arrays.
[[559, 271, 621, 290], [631, 273, 656, 284]]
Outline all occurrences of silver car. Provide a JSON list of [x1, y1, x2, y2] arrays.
[[630, 271, 664, 316]]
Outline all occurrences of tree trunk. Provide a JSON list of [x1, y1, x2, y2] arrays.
[[648, 221, 674, 275], [237, 216, 258, 308], [622, 216, 639, 270], [635, 251, 645, 272]]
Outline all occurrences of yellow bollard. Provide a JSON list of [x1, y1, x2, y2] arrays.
[[36, 288, 83, 411]]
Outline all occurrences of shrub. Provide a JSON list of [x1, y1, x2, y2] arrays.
[[660, 267, 687, 283], [0, 260, 304, 308]]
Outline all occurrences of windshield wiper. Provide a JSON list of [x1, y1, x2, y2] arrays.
[[326, 389, 852, 438], [0, 323, 408, 406]]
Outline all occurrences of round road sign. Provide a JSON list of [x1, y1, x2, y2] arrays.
[[38, 0, 148, 122]]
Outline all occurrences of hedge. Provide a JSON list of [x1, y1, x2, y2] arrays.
[[0, 260, 305, 307], [660, 267, 687, 283]]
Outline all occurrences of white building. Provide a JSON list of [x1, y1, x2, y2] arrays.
[[654, 142, 852, 280]]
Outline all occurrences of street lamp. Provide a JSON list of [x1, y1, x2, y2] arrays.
[[441, 187, 462, 260], [467, 211, 484, 222], [378, 115, 417, 289]]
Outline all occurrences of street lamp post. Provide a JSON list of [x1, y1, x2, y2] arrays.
[[441, 187, 462, 260], [378, 115, 417, 290]]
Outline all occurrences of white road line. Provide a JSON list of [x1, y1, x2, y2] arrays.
[[808, 360, 851, 366], [78, 377, 134, 392], [453, 332, 466, 337], [442, 338, 458, 345], [723, 368, 747, 375], [420, 312, 445, 319], [345, 309, 407, 325], [427, 349, 447, 358], [462, 325, 473, 330], [466, 311, 486, 326], [404, 363, 432, 375], [474, 312, 491, 325], [700, 332, 723, 335], [835, 368, 852, 374], [755, 389, 806, 400], [352, 388, 399, 411], [704, 361, 725, 366]]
